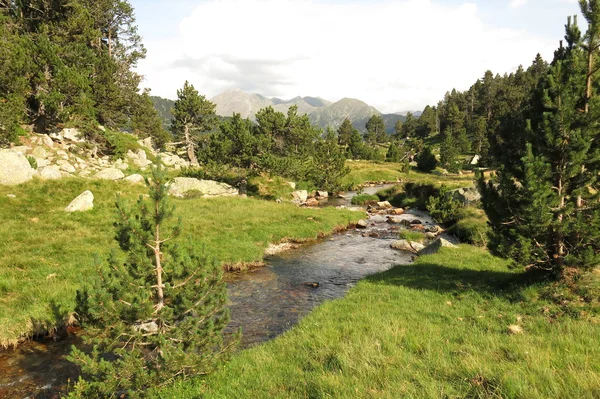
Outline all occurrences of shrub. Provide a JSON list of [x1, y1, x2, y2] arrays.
[[426, 185, 464, 224], [416, 146, 438, 172], [447, 216, 490, 246]]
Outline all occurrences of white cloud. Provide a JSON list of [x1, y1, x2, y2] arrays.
[[137, 0, 556, 113], [509, 0, 527, 8]]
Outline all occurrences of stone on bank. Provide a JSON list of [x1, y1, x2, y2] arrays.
[[65, 190, 94, 212], [168, 177, 239, 198], [0, 149, 35, 185]]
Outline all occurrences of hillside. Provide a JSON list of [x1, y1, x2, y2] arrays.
[[150, 96, 175, 130]]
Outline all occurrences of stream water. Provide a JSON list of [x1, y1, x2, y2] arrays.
[[0, 185, 438, 398]]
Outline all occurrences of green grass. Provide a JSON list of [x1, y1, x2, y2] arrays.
[[340, 160, 479, 190], [155, 246, 600, 398], [0, 178, 361, 346], [448, 208, 490, 247], [397, 230, 426, 243], [350, 194, 379, 205]]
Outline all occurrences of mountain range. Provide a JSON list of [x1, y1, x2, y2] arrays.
[[152, 89, 411, 134]]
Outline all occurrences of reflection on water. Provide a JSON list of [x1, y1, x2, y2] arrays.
[[226, 231, 412, 347]]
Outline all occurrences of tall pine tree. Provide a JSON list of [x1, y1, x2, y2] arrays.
[[171, 81, 216, 166], [480, 10, 600, 272]]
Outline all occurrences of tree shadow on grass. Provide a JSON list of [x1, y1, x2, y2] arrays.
[[367, 262, 547, 299]]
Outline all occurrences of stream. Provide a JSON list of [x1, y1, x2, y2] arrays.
[[0, 185, 439, 398]]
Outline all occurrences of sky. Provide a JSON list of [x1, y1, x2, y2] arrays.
[[131, 0, 583, 113]]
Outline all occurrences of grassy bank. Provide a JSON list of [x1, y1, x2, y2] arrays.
[[0, 179, 361, 347], [157, 246, 600, 398], [340, 160, 482, 189]]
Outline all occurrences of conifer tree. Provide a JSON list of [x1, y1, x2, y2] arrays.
[[365, 114, 386, 143], [415, 146, 438, 172], [480, 10, 600, 272], [68, 162, 236, 397], [171, 81, 216, 165], [440, 131, 460, 173], [385, 142, 400, 162], [337, 117, 354, 147], [392, 119, 403, 140], [131, 89, 171, 148], [402, 112, 418, 138]]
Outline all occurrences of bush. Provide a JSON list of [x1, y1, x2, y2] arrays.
[[426, 185, 464, 224], [447, 216, 489, 246], [416, 146, 438, 172], [378, 183, 439, 210]]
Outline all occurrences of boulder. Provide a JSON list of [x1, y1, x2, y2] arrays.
[[36, 158, 50, 168], [316, 190, 328, 199], [305, 198, 320, 207], [62, 128, 84, 142], [50, 128, 84, 143], [124, 174, 145, 184], [95, 168, 125, 180], [8, 146, 28, 155], [39, 166, 62, 180], [388, 208, 404, 215], [288, 181, 296, 190], [386, 216, 403, 224], [65, 190, 94, 212], [41, 134, 54, 148], [291, 190, 308, 205], [137, 137, 154, 151], [377, 201, 393, 209], [356, 220, 368, 228], [450, 187, 482, 204], [31, 146, 47, 159], [57, 160, 76, 173], [0, 149, 35, 185], [390, 240, 425, 253], [418, 238, 458, 256], [168, 177, 238, 198]]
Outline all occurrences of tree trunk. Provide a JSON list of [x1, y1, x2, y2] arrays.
[[184, 124, 198, 166], [153, 223, 164, 313], [108, 29, 112, 58]]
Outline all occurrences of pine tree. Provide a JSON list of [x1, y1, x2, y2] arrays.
[[131, 89, 171, 148], [308, 136, 349, 191], [416, 106, 436, 138], [415, 146, 438, 172], [171, 81, 216, 166], [480, 10, 600, 272], [402, 112, 418, 138], [68, 162, 236, 397], [440, 131, 460, 173], [392, 119, 403, 140], [386, 142, 401, 162], [365, 114, 386, 143], [337, 118, 353, 147]]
